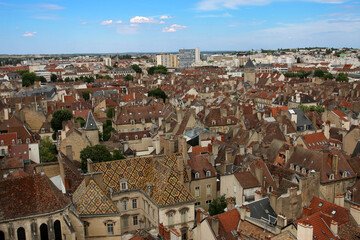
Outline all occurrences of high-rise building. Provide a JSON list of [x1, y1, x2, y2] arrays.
[[156, 54, 179, 68], [103, 57, 111, 66], [179, 48, 200, 68]]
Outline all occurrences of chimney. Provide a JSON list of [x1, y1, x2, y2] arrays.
[[330, 220, 338, 236], [350, 205, 360, 225], [227, 198, 235, 211], [87, 158, 93, 173], [164, 138, 170, 155], [196, 209, 201, 224], [277, 214, 288, 228], [66, 145, 73, 161], [254, 164, 263, 188], [212, 217, 219, 237], [334, 194, 344, 207], [332, 155, 339, 174], [297, 222, 313, 240], [284, 124, 287, 135], [168, 139, 175, 154], [324, 121, 330, 139], [285, 145, 294, 163]]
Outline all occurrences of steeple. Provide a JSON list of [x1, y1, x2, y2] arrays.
[[85, 111, 98, 131]]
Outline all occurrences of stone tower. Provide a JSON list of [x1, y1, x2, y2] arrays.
[[244, 59, 256, 85], [84, 111, 99, 145]]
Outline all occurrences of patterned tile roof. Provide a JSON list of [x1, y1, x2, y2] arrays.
[[77, 179, 119, 216], [92, 154, 194, 206]]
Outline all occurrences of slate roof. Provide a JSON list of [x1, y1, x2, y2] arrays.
[[245, 59, 255, 68], [77, 179, 119, 216], [0, 174, 69, 221], [245, 197, 277, 225], [291, 109, 313, 128], [92, 154, 194, 206], [84, 111, 99, 131]]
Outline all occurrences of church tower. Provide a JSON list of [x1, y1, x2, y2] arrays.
[[244, 59, 256, 85], [84, 111, 99, 145]]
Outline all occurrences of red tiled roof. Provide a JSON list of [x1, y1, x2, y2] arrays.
[[234, 172, 260, 189], [0, 174, 69, 220], [302, 132, 329, 150]]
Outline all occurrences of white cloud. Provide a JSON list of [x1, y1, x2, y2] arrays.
[[115, 20, 123, 24], [196, 0, 348, 10], [130, 16, 158, 24], [116, 25, 139, 35], [101, 20, 113, 25], [37, 4, 65, 10], [162, 24, 187, 32], [159, 20, 166, 24], [23, 32, 36, 37], [81, 21, 87, 25], [160, 15, 174, 19]]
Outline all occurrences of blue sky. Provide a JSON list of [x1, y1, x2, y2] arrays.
[[0, 0, 359, 54]]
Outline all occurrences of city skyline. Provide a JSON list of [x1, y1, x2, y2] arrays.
[[1, 0, 360, 54]]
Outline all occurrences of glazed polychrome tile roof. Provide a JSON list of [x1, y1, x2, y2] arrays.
[[77, 179, 119, 216], [92, 154, 194, 206]]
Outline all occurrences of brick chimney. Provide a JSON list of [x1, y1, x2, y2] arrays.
[[227, 198, 235, 211], [334, 194, 344, 207]]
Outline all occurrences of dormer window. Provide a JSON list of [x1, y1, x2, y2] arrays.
[[328, 173, 334, 180], [302, 168, 307, 175], [120, 178, 128, 191], [130, 120, 135, 125], [141, 118, 145, 124], [212, 120, 216, 126], [0, 140, 3, 146], [26, 138, 30, 144], [227, 119, 231, 124], [18, 139, 22, 144], [41, 128, 45, 133], [134, 135, 138, 140], [206, 171, 211, 177], [290, 163, 295, 170], [125, 136, 129, 141], [296, 165, 301, 172], [143, 134, 147, 138], [346, 190, 352, 200], [12, 139, 15, 145], [341, 170, 347, 178], [195, 172, 200, 179]]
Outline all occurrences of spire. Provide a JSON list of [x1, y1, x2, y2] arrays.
[[84, 111, 98, 131], [245, 59, 255, 68]]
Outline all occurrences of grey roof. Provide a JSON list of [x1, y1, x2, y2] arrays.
[[15, 84, 56, 99], [245, 59, 255, 68], [92, 89, 118, 97], [292, 109, 313, 127], [245, 197, 277, 225], [85, 111, 99, 131]]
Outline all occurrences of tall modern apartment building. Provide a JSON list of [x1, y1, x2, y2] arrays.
[[156, 54, 179, 68], [179, 48, 200, 68]]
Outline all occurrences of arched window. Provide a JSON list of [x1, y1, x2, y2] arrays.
[[206, 171, 211, 177], [17, 227, 26, 240], [40, 224, 49, 240], [54, 220, 62, 240], [195, 172, 200, 179]]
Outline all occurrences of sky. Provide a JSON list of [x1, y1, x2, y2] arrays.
[[0, 0, 360, 54]]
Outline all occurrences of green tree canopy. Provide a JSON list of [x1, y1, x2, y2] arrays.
[[82, 90, 91, 101], [336, 73, 349, 82], [148, 65, 168, 75], [80, 144, 113, 172], [50, 109, 73, 139], [102, 120, 116, 141], [148, 88, 168, 102], [124, 74, 134, 81], [208, 195, 229, 216], [51, 74, 58, 82], [75, 117, 86, 128], [22, 72, 37, 87], [314, 69, 325, 78], [40, 136, 58, 163], [106, 107, 115, 119], [131, 64, 142, 74], [113, 149, 125, 160], [324, 73, 334, 80]]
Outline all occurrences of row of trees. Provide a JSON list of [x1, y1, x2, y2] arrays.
[[284, 70, 312, 79], [298, 105, 325, 113]]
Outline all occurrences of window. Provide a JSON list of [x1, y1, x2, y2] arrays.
[[121, 182, 127, 190], [11, 139, 15, 145], [195, 186, 200, 197], [206, 200, 212, 210], [0, 140, 3, 146], [123, 200, 127, 210], [212, 120, 216, 126], [125, 136, 129, 141], [195, 172, 200, 179], [131, 120, 135, 125], [143, 134, 147, 138], [107, 223, 114, 235], [41, 128, 45, 133], [122, 216, 129, 228], [135, 135, 138, 140], [83, 221, 89, 236], [133, 216, 138, 226], [143, 199, 146, 211], [181, 211, 187, 224], [206, 171, 211, 177], [26, 138, 30, 144], [233, 185, 237, 193], [206, 184, 211, 196], [18, 139, 22, 144], [195, 202, 201, 208], [132, 199, 137, 209], [168, 213, 174, 227]]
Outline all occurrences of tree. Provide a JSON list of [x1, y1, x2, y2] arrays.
[[208, 195, 228, 216], [324, 73, 334, 80], [51, 74, 58, 82], [50, 109, 73, 139], [40, 137, 58, 163], [22, 72, 37, 87], [82, 90, 91, 101], [125, 74, 134, 81], [75, 117, 86, 128], [148, 88, 168, 102], [314, 69, 325, 78], [147, 65, 168, 75], [113, 150, 125, 160], [131, 64, 142, 74], [106, 107, 115, 119], [336, 73, 349, 82], [80, 145, 113, 172], [38, 76, 47, 83], [103, 120, 116, 141], [297, 57, 301, 63]]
